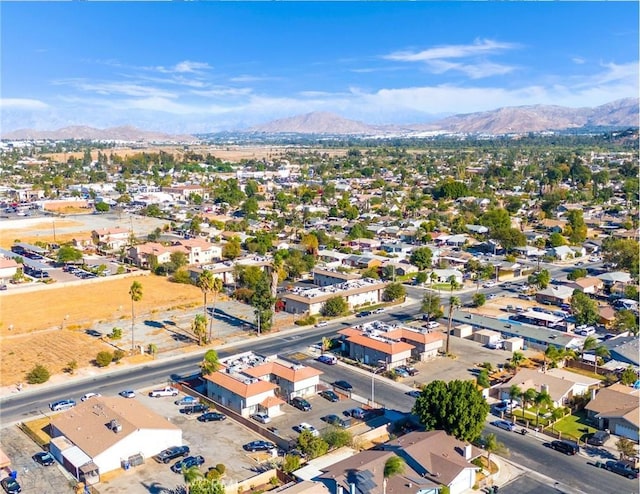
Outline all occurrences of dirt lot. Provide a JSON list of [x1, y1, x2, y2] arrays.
[[0, 275, 202, 387]]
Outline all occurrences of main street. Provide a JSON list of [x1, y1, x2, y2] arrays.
[[487, 424, 635, 494]]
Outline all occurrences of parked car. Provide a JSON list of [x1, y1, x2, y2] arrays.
[[243, 440, 276, 452], [333, 380, 353, 391], [405, 390, 421, 398], [424, 321, 440, 329], [356, 311, 372, 318], [493, 400, 518, 413], [149, 386, 179, 397], [491, 420, 516, 432], [319, 390, 340, 402], [373, 308, 385, 314], [322, 414, 350, 428], [171, 455, 205, 473], [179, 404, 209, 415], [80, 392, 101, 402], [295, 422, 319, 436], [251, 413, 271, 424], [291, 397, 312, 411], [174, 396, 199, 406], [587, 430, 611, 446], [32, 451, 55, 466], [49, 399, 76, 412], [198, 412, 226, 422], [549, 440, 579, 455], [394, 367, 409, 378], [315, 321, 328, 328], [603, 460, 639, 479], [119, 390, 136, 399], [483, 281, 497, 288], [155, 446, 190, 464], [317, 355, 337, 365], [0, 477, 21, 494], [346, 407, 366, 419]]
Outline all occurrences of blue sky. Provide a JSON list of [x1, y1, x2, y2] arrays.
[[1, 2, 638, 133]]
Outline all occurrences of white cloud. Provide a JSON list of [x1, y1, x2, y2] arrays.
[[572, 57, 586, 65], [54, 79, 177, 99], [229, 75, 281, 83], [155, 60, 212, 74], [0, 98, 49, 110], [190, 87, 253, 97], [384, 39, 518, 63]]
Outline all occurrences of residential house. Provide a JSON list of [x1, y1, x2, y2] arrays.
[[499, 368, 597, 408], [281, 278, 387, 316], [597, 272, 633, 286], [381, 260, 419, 278], [316, 430, 482, 494], [343, 255, 384, 270], [551, 246, 575, 261], [465, 224, 489, 235], [91, 227, 130, 251], [535, 285, 574, 306], [601, 336, 639, 367], [585, 383, 640, 441], [203, 352, 321, 418], [50, 397, 181, 482], [0, 257, 19, 280], [428, 269, 463, 285], [312, 268, 361, 287], [567, 277, 604, 295], [162, 184, 207, 201]]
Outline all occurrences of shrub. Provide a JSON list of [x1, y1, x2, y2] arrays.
[[65, 360, 78, 374], [295, 315, 317, 326], [215, 464, 226, 475], [113, 349, 126, 362], [26, 364, 50, 384], [95, 351, 114, 367], [109, 327, 123, 340], [171, 269, 192, 284]]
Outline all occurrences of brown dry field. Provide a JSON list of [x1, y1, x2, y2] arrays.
[[0, 275, 202, 387], [42, 145, 348, 163], [0, 218, 90, 248]]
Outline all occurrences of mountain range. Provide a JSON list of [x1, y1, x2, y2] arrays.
[[2, 98, 638, 141]]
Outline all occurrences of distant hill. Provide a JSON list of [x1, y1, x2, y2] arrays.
[[249, 98, 639, 135], [1, 125, 196, 142]]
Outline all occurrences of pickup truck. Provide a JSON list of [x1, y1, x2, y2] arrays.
[[149, 386, 179, 398]]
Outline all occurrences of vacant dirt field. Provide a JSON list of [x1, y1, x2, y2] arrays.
[[0, 275, 202, 387]]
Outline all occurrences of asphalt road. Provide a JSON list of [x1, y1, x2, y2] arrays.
[[486, 423, 635, 494]]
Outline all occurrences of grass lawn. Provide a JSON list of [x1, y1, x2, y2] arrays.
[[564, 366, 606, 381], [552, 411, 596, 442]]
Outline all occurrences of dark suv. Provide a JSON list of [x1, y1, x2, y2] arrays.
[[171, 455, 205, 473], [549, 440, 579, 455], [291, 397, 312, 411], [587, 430, 610, 446], [155, 445, 190, 464], [604, 461, 638, 479], [179, 404, 209, 415]]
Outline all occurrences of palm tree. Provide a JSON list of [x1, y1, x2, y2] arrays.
[[483, 433, 509, 470], [208, 277, 223, 342], [128, 280, 143, 351], [200, 349, 221, 375], [192, 314, 207, 346], [197, 270, 215, 324], [534, 390, 553, 427], [593, 345, 610, 375], [321, 336, 332, 355], [508, 384, 522, 412], [511, 351, 525, 371], [521, 388, 537, 421], [183, 465, 203, 493], [446, 295, 460, 355], [383, 456, 405, 494]]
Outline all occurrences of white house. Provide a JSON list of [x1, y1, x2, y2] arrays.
[[0, 257, 19, 280], [50, 397, 181, 481]]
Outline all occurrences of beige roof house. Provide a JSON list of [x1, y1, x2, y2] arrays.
[[585, 383, 640, 441]]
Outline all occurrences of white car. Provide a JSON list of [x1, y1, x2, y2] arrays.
[[251, 413, 271, 424], [315, 321, 328, 328], [80, 392, 101, 402], [424, 321, 440, 329], [296, 422, 319, 437], [119, 390, 136, 399], [483, 281, 497, 288]]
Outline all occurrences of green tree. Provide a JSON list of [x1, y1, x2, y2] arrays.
[[383, 456, 406, 494], [251, 272, 275, 333], [615, 437, 638, 460], [26, 364, 50, 384], [222, 238, 241, 260], [412, 379, 489, 442], [602, 238, 639, 278], [200, 349, 221, 375], [534, 390, 553, 426], [446, 296, 460, 355], [508, 384, 522, 408], [476, 369, 490, 388], [614, 310, 638, 335], [410, 247, 433, 270], [129, 280, 143, 351], [528, 269, 550, 289], [321, 296, 348, 317], [322, 426, 352, 449], [567, 268, 588, 281], [619, 366, 638, 386], [188, 478, 226, 494], [482, 433, 509, 469], [492, 227, 526, 252], [549, 232, 567, 247], [282, 454, 301, 474], [521, 388, 537, 419], [192, 313, 207, 346], [96, 351, 114, 367], [170, 251, 188, 270], [197, 270, 215, 334], [297, 430, 329, 459], [480, 208, 511, 231], [472, 293, 486, 307], [95, 201, 110, 213], [183, 465, 204, 485], [571, 291, 598, 325], [421, 292, 443, 321], [415, 271, 428, 285], [510, 351, 525, 370], [383, 282, 406, 302], [566, 210, 587, 244], [57, 245, 83, 265]]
